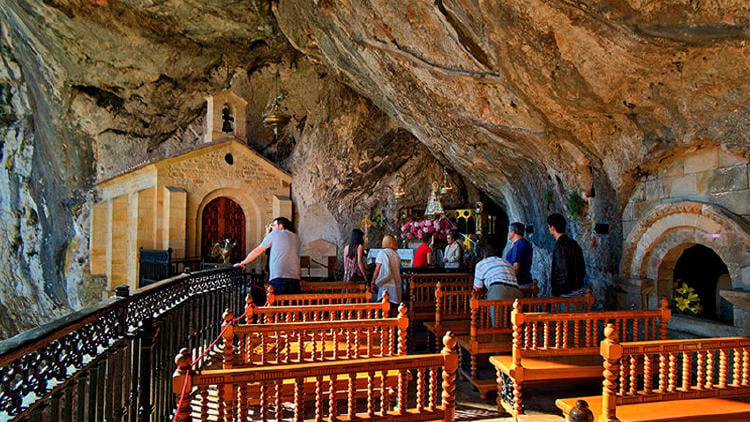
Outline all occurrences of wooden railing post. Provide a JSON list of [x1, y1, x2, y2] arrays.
[[441, 332, 458, 422], [658, 297, 671, 339], [381, 291, 391, 316], [397, 303, 409, 355], [435, 282, 444, 351], [222, 309, 234, 369], [244, 293, 255, 322], [600, 323, 622, 422], [172, 348, 192, 422], [469, 295, 479, 379], [266, 285, 275, 306], [137, 317, 155, 422]]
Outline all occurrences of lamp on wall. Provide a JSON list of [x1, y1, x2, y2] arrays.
[[262, 68, 291, 139]]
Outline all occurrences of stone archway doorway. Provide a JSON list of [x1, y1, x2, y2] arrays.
[[201, 197, 246, 263], [661, 243, 732, 324]]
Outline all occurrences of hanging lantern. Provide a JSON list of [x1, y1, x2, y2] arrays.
[[439, 167, 453, 194], [262, 68, 291, 138]]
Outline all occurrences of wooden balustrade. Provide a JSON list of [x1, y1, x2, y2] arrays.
[[459, 291, 595, 398], [493, 298, 671, 418], [406, 274, 473, 331], [557, 324, 750, 421], [245, 292, 391, 323], [230, 304, 409, 366], [300, 281, 367, 293], [173, 332, 460, 421], [266, 285, 371, 306]]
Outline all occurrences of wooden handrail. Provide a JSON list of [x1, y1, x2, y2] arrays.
[[245, 292, 390, 322], [300, 280, 367, 293], [266, 285, 371, 306]]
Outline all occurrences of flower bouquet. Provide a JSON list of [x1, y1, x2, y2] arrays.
[[400, 218, 457, 243]]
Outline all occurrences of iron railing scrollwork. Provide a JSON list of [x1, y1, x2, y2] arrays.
[[0, 266, 261, 421]]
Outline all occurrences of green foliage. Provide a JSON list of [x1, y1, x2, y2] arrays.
[[567, 191, 587, 219]]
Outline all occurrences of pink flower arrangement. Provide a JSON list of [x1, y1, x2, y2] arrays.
[[400, 218, 457, 242]]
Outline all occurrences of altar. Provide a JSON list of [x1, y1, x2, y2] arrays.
[[366, 248, 415, 268]]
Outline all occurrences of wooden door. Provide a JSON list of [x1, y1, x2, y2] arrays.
[[201, 197, 246, 263]]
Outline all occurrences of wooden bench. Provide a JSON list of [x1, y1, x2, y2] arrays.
[[244, 292, 391, 323], [457, 292, 596, 398], [404, 273, 472, 327], [228, 304, 409, 366], [424, 280, 544, 352], [173, 333, 460, 421], [556, 323, 750, 422], [266, 285, 371, 306], [300, 280, 367, 293], [492, 299, 671, 418]]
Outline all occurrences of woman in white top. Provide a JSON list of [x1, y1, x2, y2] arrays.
[[371, 234, 402, 317], [443, 230, 462, 269]]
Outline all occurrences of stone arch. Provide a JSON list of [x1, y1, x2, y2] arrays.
[[621, 201, 750, 295], [195, 188, 262, 261]]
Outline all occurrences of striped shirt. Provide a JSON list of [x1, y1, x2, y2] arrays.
[[473, 256, 518, 289]]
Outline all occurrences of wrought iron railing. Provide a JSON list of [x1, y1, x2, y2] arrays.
[[0, 267, 265, 421]]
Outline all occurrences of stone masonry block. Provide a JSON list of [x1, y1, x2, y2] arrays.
[[644, 179, 668, 201], [719, 149, 747, 167], [704, 164, 749, 193], [709, 190, 750, 216], [669, 174, 698, 197], [684, 148, 719, 174]]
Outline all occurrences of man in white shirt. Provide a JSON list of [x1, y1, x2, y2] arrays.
[[473, 236, 521, 326], [235, 217, 301, 294]]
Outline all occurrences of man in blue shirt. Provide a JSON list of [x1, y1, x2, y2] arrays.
[[506, 222, 533, 293]]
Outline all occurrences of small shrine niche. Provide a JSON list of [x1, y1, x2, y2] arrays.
[[204, 90, 247, 142]]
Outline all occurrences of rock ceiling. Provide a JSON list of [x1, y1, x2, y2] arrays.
[[0, 0, 748, 337]]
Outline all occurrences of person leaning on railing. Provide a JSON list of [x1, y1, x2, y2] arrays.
[[235, 216, 301, 295]]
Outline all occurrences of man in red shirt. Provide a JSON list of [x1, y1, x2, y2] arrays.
[[412, 233, 433, 268]]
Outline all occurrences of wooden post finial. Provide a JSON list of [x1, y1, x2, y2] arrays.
[[244, 294, 256, 321], [173, 347, 192, 394], [266, 285, 275, 305], [659, 296, 669, 309], [435, 282, 443, 298]]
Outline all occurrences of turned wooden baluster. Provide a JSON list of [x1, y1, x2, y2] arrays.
[[644, 352, 653, 393], [274, 380, 281, 421], [379, 371, 387, 415], [562, 319, 569, 348], [173, 348, 192, 422], [259, 381, 267, 421], [619, 354, 629, 395], [314, 375, 324, 422], [601, 324, 622, 422], [240, 383, 249, 421], [632, 318, 639, 342], [629, 354, 638, 395], [442, 332, 459, 422], [329, 374, 337, 420], [200, 385, 210, 421], [585, 318, 593, 347], [705, 350, 714, 389], [366, 371, 375, 417], [743, 347, 750, 386], [347, 372, 356, 419], [719, 349, 728, 388], [332, 326, 339, 360], [658, 351, 667, 392], [574, 319, 581, 348], [733, 348, 742, 386], [696, 349, 706, 390], [417, 368, 426, 412], [682, 351, 692, 391], [555, 319, 563, 348], [543, 320, 550, 349], [668, 352, 677, 392], [293, 377, 303, 421], [532, 319, 538, 349]]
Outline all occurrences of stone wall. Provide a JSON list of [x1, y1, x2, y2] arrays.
[[623, 146, 749, 237]]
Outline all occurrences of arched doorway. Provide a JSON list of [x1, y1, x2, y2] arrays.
[[670, 244, 732, 324], [201, 197, 246, 263]]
